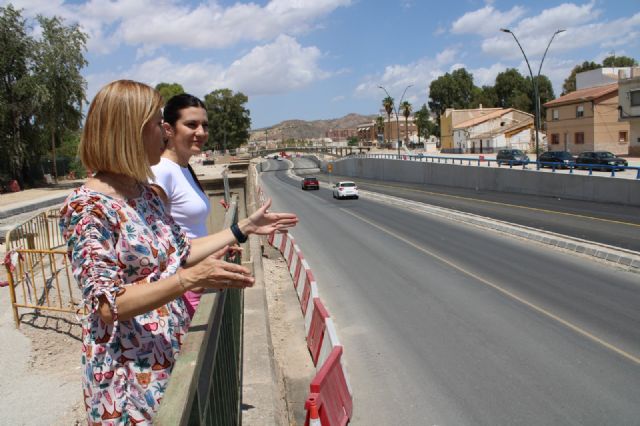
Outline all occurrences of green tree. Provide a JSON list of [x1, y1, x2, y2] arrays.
[[428, 68, 476, 118], [0, 5, 39, 183], [472, 85, 498, 108], [533, 75, 555, 107], [375, 115, 385, 144], [155, 82, 184, 103], [494, 68, 529, 109], [400, 100, 412, 145], [203, 88, 251, 151], [413, 104, 430, 144], [382, 96, 394, 143], [347, 136, 358, 146], [35, 14, 87, 182], [602, 55, 637, 67], [58, 130, 85, 178], [562, 61, 599, 95], [429, 68, 476, 141]]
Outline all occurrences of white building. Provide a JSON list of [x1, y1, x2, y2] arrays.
[[451, 108, 535, 153], [618, 67, 640, 156], [577, 67, 635, 90]]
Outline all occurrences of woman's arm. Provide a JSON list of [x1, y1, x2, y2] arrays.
[[185, 198, 298, 265], [99, 256, 253, 324]]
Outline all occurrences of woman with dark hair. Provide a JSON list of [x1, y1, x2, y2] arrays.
[[151, 93, 213, 317]]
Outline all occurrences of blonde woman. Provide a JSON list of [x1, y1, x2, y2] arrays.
[[60, 80, 297, 424]]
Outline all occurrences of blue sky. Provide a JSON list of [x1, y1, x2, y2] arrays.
[[6, 0, 640, 129]]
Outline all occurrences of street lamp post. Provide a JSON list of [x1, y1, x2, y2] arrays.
[[500, 28, 565, 165], [378, 84, 413, 157]]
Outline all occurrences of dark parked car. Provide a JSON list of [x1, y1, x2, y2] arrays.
[[496, 149, 529, 165], [575, 151, 628, 171], [301, 176, 320, 190], [538, 151, 575, 168]]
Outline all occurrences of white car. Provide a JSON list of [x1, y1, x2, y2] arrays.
[[332, 181, 359, 199]]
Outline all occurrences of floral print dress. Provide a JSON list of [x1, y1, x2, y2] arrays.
[[60, 184, 191, 425]]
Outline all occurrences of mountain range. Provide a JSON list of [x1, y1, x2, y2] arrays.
[[249, 113, 377, 142]]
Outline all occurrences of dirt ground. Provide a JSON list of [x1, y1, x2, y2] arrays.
[[261, 247, 316, 425], [0, 244, 85, 425], [21, 312, 85, 425], [0, 242, 312, 425]]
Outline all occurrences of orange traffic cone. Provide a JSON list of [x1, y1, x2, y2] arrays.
[[306, 395, 321, 426]]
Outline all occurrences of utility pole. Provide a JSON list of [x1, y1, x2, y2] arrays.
[[378, 84, 413, 157], [501, 28, 565, 164]]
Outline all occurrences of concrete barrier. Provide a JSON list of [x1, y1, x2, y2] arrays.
[[333, 157, 640, 206]]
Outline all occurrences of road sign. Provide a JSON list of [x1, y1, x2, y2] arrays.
[[327, 164, 333, 172]]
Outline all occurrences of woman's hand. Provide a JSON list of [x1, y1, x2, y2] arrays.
[[241, 198, 298, 235], [187, 244, 244, 293], [180, 254, 254, 290]]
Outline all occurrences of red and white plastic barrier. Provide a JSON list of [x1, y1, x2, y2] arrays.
[[267, 229, 353, 425], [256, 172, 352, 425], [304, 346, 352, 426]]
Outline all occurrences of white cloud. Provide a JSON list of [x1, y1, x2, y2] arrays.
[[480, 3, 637, 60], [451, 5, 525, 36], [354, 48, 460, 106], [220, 35, 330, 94], [469, 62, 507, 87], [9, 0, 353, 54], [84, 35, 329, 100]]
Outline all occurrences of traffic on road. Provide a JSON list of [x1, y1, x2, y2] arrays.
[[260, 156, 640, 425]]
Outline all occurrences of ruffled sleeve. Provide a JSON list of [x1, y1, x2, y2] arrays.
[[63, 199, 123, 324]]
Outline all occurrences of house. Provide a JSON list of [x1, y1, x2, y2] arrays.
[[357, 112, 418, 147], [441, 107, 534, 154], [544, 83, 630, 155], [617, 67, 640, 156]]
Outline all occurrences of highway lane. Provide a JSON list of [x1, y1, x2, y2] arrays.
[[299, 171, 640, 252], [259, 161, 640, 425]]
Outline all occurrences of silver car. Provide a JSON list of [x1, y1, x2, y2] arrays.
[[332, 181, 359, 199]]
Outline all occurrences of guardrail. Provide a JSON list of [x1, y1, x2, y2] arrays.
[[156, 194, 245, 425], [343, 153, 640, 179], [3, 207, 81, 327]]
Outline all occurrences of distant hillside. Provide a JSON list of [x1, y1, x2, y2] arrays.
[[249, 113, 377, 142]]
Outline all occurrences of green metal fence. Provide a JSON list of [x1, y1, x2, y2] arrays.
[[156, 193, 245, 425]]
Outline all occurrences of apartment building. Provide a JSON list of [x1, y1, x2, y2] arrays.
[[544, 83, 630, 155], [618, 67, 640, 156], [356, 113, 418, 146]]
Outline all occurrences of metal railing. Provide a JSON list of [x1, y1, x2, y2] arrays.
[[156, 193, 245, 426], [341, 153, 640, 179], [6, 207, 65, 251], [3, 207, 81, 327]]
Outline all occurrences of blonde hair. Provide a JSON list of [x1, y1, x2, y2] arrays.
[[79, 80, 164, 182]]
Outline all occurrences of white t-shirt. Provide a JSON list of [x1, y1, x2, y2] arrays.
[[151, 157, 211, 239]]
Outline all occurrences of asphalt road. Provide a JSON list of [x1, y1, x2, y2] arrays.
[[260, 159, 640, 425], [300, 170, 640, 252]]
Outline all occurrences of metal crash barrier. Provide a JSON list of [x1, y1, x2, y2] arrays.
[[3, 208, 81, 327], [157, 181, 249, 425]]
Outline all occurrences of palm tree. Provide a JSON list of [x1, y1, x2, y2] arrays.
[[382, 96, 394, 144], [400, 101, 412, 146], [375, 116, 385, 146]]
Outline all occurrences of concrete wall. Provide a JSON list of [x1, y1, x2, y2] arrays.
[[331, 158, 640, 207]]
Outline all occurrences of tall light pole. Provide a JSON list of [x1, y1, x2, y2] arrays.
[[500, 28, 565, 163], [378, 84, 413, 157]]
